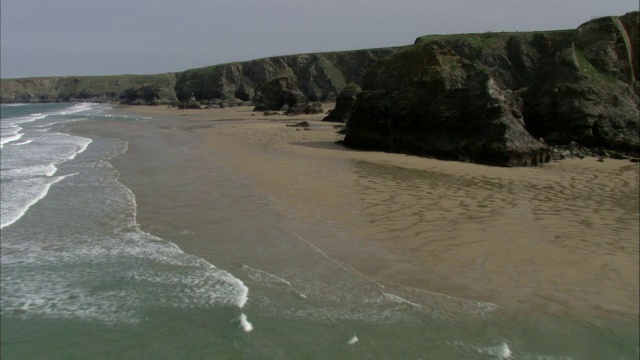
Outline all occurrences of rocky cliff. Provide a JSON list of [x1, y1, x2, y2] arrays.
[[344, 12, 639, 166], [0, 74, 178, 104], [173, 48, 402, 106], [0, 48, 401, 107]]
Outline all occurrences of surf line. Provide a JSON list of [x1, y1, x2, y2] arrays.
[[285, 229, 390, 290], [242, 265, 308, 299], [119, 172, 253, 333], [285, 229, 428, 310], [0, 173, 78, 230]]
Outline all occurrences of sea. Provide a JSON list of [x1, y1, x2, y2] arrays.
[[1, 102, 638, 359]]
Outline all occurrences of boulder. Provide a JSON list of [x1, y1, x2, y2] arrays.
[[253, 77, 308, 111], [286, 121, 310, 128], [305, 101, 324, 114], [323, 83, 361, 122], [178, 93, 201, 109], [344, 41, 549, 166]]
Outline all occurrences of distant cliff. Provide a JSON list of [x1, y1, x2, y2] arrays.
[[0, 48, 402, 106], [0, 74, 179, 104], [344, 12, 639, 166]]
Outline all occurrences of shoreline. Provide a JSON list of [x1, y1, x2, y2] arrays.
[[68, 104, 639, 322]]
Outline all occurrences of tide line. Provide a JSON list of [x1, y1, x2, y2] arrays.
[[286, 229, 386, 290], [242, 264, 307, 299]]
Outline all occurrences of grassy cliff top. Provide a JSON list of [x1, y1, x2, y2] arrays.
[[414, 29, 574, 47]]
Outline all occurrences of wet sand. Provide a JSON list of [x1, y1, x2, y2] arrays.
[[72, 105, 639, 321]]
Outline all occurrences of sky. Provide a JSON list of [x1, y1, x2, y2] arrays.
[[1, 0, 638, 78]]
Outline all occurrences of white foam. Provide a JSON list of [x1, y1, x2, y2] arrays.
[[0, 118, 254, 326], [2, 164, 58, 179], [239, 313, 253, 332], [243, 265, 293, 287], [0, 173, 75, 229], [242, 264, 311, 300], [2, 226, 254, 324], [3, 112, 47, 126], [11, 139, 32, 146], [347, 335, 358, 345], [478, 342, 512, 359], [383, 292, 422, 308], [57, 103, 96, 115], [0, 132, 24, 148], [63, 136, 92, 161]]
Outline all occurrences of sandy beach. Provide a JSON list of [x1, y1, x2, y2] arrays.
[[72, 104, 639, 321]]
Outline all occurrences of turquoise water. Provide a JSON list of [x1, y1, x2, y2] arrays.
[[1, 103, 638, 359]]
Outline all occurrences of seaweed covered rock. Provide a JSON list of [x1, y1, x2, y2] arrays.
[[344, 41, 549, 166]]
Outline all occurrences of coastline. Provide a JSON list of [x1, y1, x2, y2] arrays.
[[68, 104, 639, 322]]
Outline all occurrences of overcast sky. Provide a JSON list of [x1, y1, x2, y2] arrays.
[[1, 0, 638, 78]]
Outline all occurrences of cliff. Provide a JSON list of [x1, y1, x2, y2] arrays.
[[0, 48, 402, 107], [0, 74, 178, 104], [344, 12, 639, 166], [173, 48, 402, 105]]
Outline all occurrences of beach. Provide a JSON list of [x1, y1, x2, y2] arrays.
[[2, 102, 638, 359], [73, 104, 640, 320]]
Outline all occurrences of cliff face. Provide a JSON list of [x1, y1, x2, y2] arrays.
[[0, 74, 178, 104], [344, 12, 639, 166], [0, 48, 401, 106], [173, 48, 402, 104]]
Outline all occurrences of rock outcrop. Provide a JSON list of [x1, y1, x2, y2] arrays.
[[177, 93, 201, 109], [323, 83, 361, 122], [0, 74, 178, 104], [344, 12, 639, 166], [521, 14, 639, 151], [345, 42, 549, 166], [253, 77, 309, 111]]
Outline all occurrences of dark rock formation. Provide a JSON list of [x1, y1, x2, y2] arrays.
[[253, 77, 309, 111], [344, 12, 639, 166], [177, 93, 201, 109], [521, 15, 639, 152], [345, 42, 549, 166], [286, 121, 310, 128], [323, 83, 361, 122], [305, 102, 324, 114]]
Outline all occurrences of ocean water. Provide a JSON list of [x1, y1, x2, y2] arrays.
[[1, 103, 638, 359]]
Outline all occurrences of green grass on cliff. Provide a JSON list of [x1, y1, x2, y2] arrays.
[[573, 48, 619, 84], [416, 32, 522, 47], [415, 30, 574, 48]]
